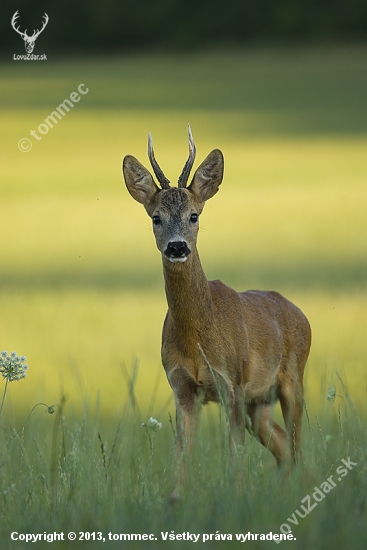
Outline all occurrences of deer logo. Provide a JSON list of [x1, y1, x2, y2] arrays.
[[11, 10, 49, 54]]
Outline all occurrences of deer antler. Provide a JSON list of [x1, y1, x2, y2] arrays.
[[32, 13, 49, 40], [148, 133, 171, 189], [178, 124, 196, 188], [11, 11, 27, 39]]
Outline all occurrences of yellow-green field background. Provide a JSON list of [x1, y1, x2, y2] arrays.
[[1, 48, 366, 420]]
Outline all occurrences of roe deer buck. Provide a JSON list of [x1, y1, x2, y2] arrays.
[[123, 126, 311, 491]]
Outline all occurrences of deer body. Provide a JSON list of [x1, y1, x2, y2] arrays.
[[123, 127, 311, 490]]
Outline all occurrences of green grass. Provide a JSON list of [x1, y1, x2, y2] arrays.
[[0, 384, 366, 549], [0, 46, 367, 546]]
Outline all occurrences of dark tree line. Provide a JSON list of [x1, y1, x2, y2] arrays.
[[2, 0, 367, 54]]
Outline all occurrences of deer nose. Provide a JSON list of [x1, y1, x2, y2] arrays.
[[165, 241, 191, 258]]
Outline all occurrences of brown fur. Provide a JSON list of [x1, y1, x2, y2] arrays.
[[123, 144, 311, 492]]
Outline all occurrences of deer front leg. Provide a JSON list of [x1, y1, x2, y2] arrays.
[[169, 371, 204, 497], [174, 399, 200, 481]]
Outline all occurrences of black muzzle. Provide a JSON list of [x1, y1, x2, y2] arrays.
[[164, 241, 191, 259]]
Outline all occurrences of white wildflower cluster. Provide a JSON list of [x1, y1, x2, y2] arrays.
[[0, 351, 28, 382], [141, 417, 162, 432], [326, 387, 336, 402]]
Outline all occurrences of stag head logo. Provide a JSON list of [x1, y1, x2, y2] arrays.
[[11, 10, 49, 53]]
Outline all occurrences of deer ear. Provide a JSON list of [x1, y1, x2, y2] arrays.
[[123, 155, 160, 208], [188, 149, 224, 202]]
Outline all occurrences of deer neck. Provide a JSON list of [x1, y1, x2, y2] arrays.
[[162, 249, 213, 333]]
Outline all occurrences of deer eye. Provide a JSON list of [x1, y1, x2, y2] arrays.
[[152, 215, 161, 225], [190, 213, 198, 223]]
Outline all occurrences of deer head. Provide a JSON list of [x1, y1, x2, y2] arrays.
[[123, 126, 224, 263], [11, 11, 49, 54]]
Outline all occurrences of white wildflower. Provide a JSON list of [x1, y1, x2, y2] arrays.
[[141, 417, 162, 432], [326, 387, 336, 403], [0, 351, 28, 382]]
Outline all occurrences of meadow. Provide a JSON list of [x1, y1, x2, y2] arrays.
[[0, 47, 366, 547]]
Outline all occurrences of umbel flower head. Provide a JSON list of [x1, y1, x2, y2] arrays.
[[326, 387, 336, 403], [141, 417, 162, 432], [0, 351, 28, 382]]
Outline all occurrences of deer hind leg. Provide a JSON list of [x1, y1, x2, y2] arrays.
[[278, 384, 304, 463], [247, 403, 289, 466], [228, 385, 247, 451], [277, 361, 305, 463]]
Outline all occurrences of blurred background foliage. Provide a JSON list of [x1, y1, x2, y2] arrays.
[[0, 1, 367, 422], [1, 0, 367, 55]]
